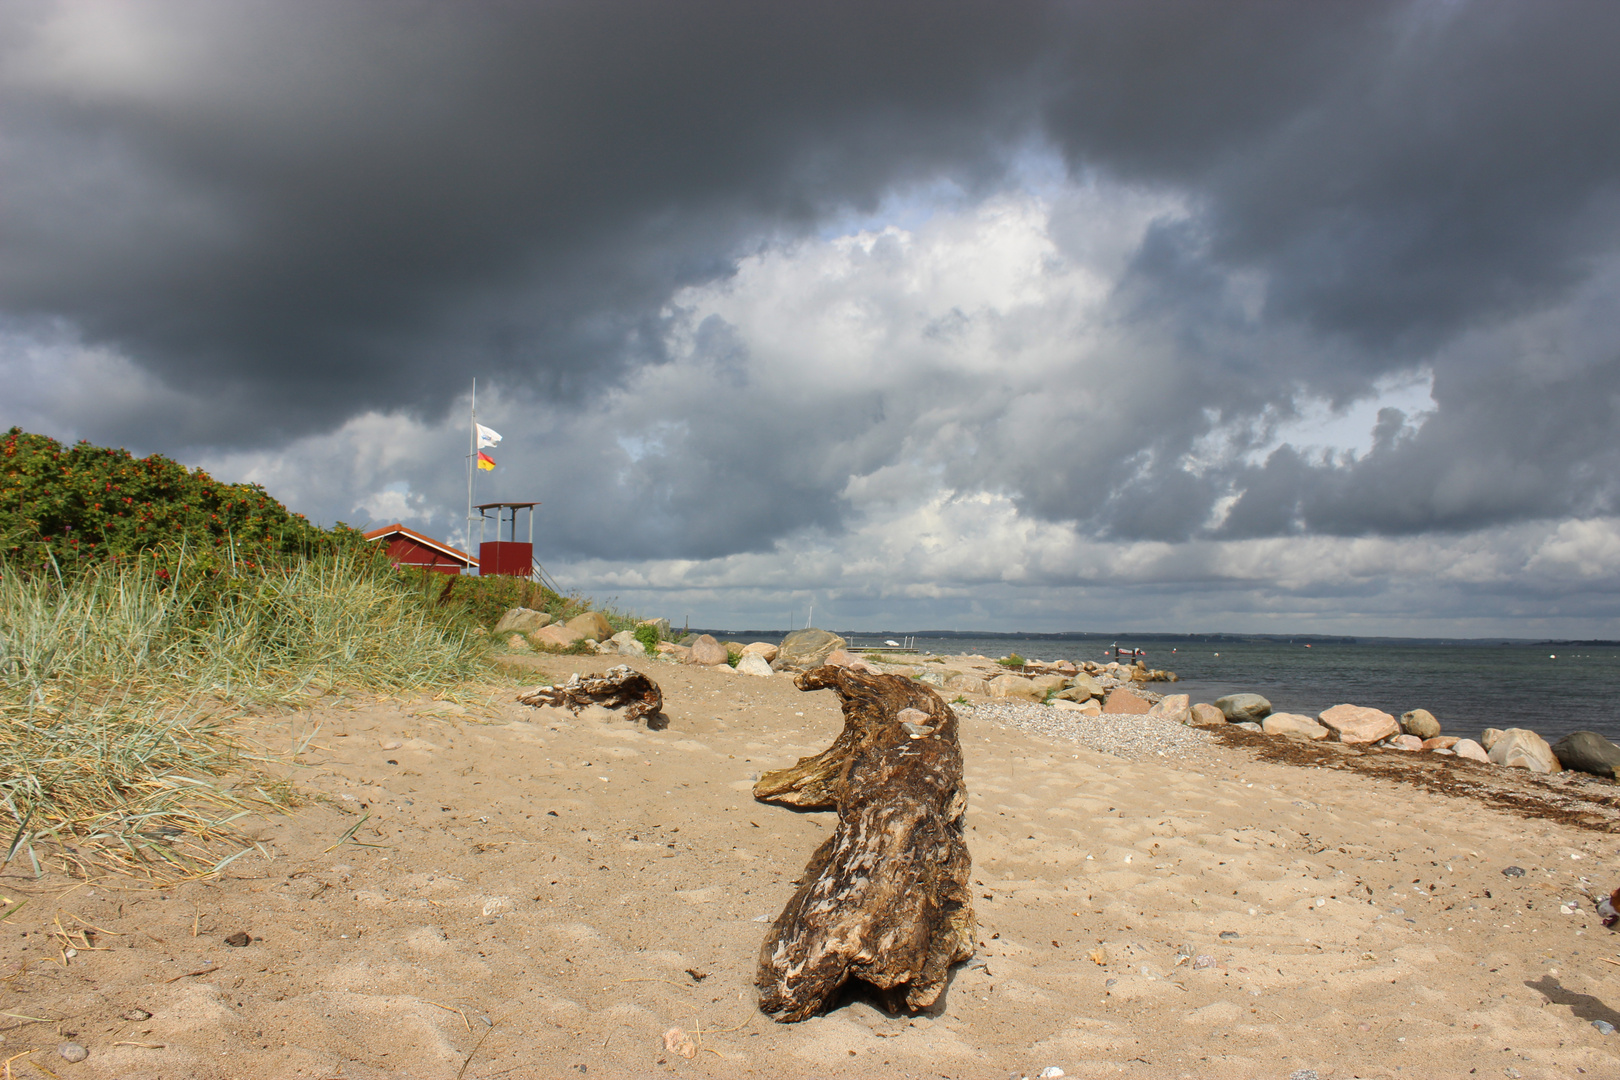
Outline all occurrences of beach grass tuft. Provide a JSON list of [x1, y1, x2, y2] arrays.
[[0, 551, 487, 877]]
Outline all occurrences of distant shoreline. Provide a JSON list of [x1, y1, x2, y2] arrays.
[[689, 628, 1620, 647]]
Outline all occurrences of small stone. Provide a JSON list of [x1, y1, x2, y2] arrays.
[[662, 1027, 697, 1059], [1593, 1019, 1616, 1034], [120, 1008, 152, 1021], [1218, 930, 1239, 939], [1104, 978, 1118, 989], [381, 739, 403, 750], [1288, 1071, 1321, 1080], [1234, 721, 1263, 732], [1192, 955, 1216, 969], [1039, 1069, 1066, 1079], [1504, 1068, 1522, 1078], [224, 931, 251, 947], [1388, 734, 1424, 751], [57, 1043, 88, 1063], [1502, 866, 1526, 877]]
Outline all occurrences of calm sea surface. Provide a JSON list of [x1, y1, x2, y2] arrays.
[[783, 632, 1620, 746]]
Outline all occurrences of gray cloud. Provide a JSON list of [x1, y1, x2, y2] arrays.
[[5, 0, 1620, 616]]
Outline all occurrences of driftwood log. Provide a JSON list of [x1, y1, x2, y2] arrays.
[[754, 665, 974, 1022], [515, 665, 666, 729]]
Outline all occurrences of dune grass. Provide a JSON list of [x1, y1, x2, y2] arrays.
[[0, 552, 489, 878]]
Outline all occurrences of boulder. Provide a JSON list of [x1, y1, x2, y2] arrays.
[[741, 642, 779, 662], [774, 628, 847, 670], [1051, 661, 1079, 677], [608, 630, 646, 656], [1055, 674, 1104, 702], [913, 671, 948, 688], [1029, 674, 1068, 695], [989, 674, 1044, 702], [945, 674, 990, 696], [688, 634, 730, 666], [1487, 728, 1561, 773], [1400, 709, 1441, 740], [1215, 694, 1272, 724], [494, 607, 553, 634], [565, 611, 615, 641], [1233, 721, 1263, 732], [1317, 704, 1399, 744], [1148, 693, 1191, 725], [531, 623, 584, 648], [637, 617, 672, 641], [1262, 712, 1329, 740], [1422, 736, 1461, 751], [505, 633, 531, 651], [736, 653, 775, 678], [1453, 738, 1489, 762], [1551, 731, 1620, 778], [656, 642, 691, 661], [1481, 728, 1505, 752], [1189, 703, 1227, 727], [1389, 734, 1424, 751], [825, 649, 882, 673], [1102, 688, 1152, 715]]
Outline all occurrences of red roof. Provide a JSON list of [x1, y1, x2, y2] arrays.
[[363, 524, 478, 568]]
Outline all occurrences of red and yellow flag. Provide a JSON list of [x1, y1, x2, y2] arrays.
[[476, 451, 496, 471]]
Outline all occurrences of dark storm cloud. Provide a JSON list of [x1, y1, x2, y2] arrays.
[[5, 0, 1620, 558]]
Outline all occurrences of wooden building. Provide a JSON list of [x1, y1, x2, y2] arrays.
[[362, 524, 479, 575]]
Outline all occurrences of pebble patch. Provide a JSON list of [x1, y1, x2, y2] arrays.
[[956, 700, 1212, 760]]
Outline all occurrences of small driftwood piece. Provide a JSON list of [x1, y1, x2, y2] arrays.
[[516, 665, 666, 728], [755, 665, 974, 1022]]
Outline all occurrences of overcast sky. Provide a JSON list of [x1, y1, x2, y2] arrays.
[[6, 0, 1620, 636]]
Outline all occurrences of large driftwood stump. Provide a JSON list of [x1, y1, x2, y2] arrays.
[[516, 664, 666, 728], [755, 665, 974, 1022]]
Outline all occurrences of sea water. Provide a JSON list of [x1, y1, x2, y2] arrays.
[[829, 633, 1620, 747]]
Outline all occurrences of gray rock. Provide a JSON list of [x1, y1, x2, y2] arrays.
[[736, 652, 774, 677], [773, 628, 847, 670], [1481, 727, 1505, 752], [1593, 1020, 1616, 1035], [914, 671, 948, 688], [1400, 708, 1441, 740], [1487, 728, 1561, 773], [1234, 721, 1263, 732], [608, 630, 646, 656], [1551, 731, 1620, 778], [57, 1043, 87, 1063], [493, 607, 553, 634], [1214, 693, 1272, 724]]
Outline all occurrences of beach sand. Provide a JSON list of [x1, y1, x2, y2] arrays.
[[4, 655, 1619, 1079]]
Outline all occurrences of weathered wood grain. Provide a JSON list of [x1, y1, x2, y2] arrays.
[[515, 664, 666, 728], [756, 665, 975, 1022]]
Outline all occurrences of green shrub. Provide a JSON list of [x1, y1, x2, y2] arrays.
[[727, 647, 742, 668], [0, 427, 356, 575], [633, 624, 660, 654], [997, 654, 1026, 668]]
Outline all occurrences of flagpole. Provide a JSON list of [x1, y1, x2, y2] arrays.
[[466, 378, 476, 556]]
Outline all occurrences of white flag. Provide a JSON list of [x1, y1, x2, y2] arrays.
[[476, 423, 502, 448]]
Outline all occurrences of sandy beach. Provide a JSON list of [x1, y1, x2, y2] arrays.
[[4, 654, 1619, 1080]]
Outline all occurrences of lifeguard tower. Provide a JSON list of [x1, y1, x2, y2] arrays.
[[473, 501, 542, 579]]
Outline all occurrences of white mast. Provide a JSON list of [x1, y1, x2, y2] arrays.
[[465, 378, 477, 554]]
